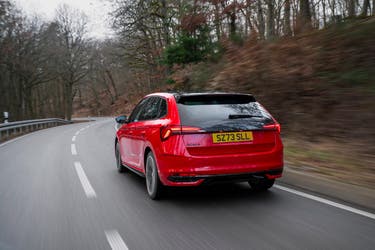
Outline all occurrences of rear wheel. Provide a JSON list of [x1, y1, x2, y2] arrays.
[[145, 151, 163, 200], [115, 142, 127, 173], [249, 178, 275, 191]]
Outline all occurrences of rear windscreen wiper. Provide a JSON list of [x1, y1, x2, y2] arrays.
[[228, 114, 263, 119]]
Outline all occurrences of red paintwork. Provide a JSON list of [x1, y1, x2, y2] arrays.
[[116, 93, 283, 187]]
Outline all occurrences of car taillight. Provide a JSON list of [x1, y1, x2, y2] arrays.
[[262, 123, 281, 133], [160, 125, 204, 140]]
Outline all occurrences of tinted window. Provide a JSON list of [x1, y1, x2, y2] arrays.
[[176, 95, 273, 131], [158, 98, 167, 118], [137, 97, 159, 121], [177, 94, 255, 105], [128, 98, 148, 123]]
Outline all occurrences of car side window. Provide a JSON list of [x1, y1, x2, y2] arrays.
[[128, 97, 167, 122], [138, 97, 160, 121], [128, 98, 149, 123], [158, 98, 167, 118]]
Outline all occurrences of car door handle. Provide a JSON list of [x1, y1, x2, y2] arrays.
[[140, 131, 146, 137]]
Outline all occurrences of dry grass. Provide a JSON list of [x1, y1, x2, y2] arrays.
[[284, 136, 375, 189]]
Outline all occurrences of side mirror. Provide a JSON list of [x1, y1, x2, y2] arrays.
[[115, 115, 128, 124]]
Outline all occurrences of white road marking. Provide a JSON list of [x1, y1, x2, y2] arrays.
[[105, 230, 128, 250], [72, 136, 76, 142], [75, 131, 80, 136], [74, 162, 97, 198], [275, 184, 375, 220], [71, 144, 77, 155], [0, 134, 31, 148]]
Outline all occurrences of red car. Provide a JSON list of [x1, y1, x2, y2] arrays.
[[115, 92, 283, 199]]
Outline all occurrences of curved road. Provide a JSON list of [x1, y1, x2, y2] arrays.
[[0, 118, 374, 250]]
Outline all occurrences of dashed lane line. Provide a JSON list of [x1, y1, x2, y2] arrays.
[[74, 162, 97, 198], [105, 230, 129, 250], [71, 144, 77, 155]]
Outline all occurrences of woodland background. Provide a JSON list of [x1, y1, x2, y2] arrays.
[[1, 0, 374, 187]]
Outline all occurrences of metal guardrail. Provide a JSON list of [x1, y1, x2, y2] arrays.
[[0, 118, 72, 142]]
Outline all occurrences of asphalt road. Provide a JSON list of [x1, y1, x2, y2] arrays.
[[0, 118, 374, 250]]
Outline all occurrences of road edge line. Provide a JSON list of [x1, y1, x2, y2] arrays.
[[274, 184, 375, 220]]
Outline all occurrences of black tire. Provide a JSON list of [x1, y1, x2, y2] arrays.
[[145, 151, 163, 200], [115, 142, 127, 173], [249, 178, 275, 191]]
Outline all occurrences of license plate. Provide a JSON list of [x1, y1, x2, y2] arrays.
[[212, 131, 253, 143]]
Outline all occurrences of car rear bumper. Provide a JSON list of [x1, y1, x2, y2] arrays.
[[167, 168, 283, 185], [157, 149, 283, 186]]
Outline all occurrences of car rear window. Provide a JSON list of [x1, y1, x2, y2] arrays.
[[177, 94, 255, 105], [176, 94, 273, 130]]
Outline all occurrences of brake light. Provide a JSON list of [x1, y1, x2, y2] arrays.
[[263, 123, 281, 133], [161, 128, 172, 140], [160, 125, 204, 140], [180, 126, 202, 132]]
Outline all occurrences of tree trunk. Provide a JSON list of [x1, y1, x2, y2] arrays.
[[330, 0, 336, 17], [311, 1, 318, 28], [284, 0, 292, 36], [266, 0, 275, 40], [257, 0, 265, 40], [89, 85, 100, 114], [214, 3, 221, 40], [227, 1, 237, 38], [348, 0, 356, 17], [361, 0, 370, 16], [296, 0, 312, 33], [64, 82, 73, 120], [58, 81, 65, 118], [25, 87, 34, 119], [322, 0, 327, 27], [105, 69, 118, 100], [101, 73, 115, 105], [161, 0, 170, 47]]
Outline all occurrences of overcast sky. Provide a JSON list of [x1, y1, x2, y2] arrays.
[[15, 0, 114, 39]]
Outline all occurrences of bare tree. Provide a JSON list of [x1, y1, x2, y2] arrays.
[[361, 0, 370, 16], [347, 0, 356, 17], [296, 0, 312, 33], [257, 0, 266, 39], [266, 0, 275, 39], [284, 0, 292, 36], [55, 4, 89, 120]]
